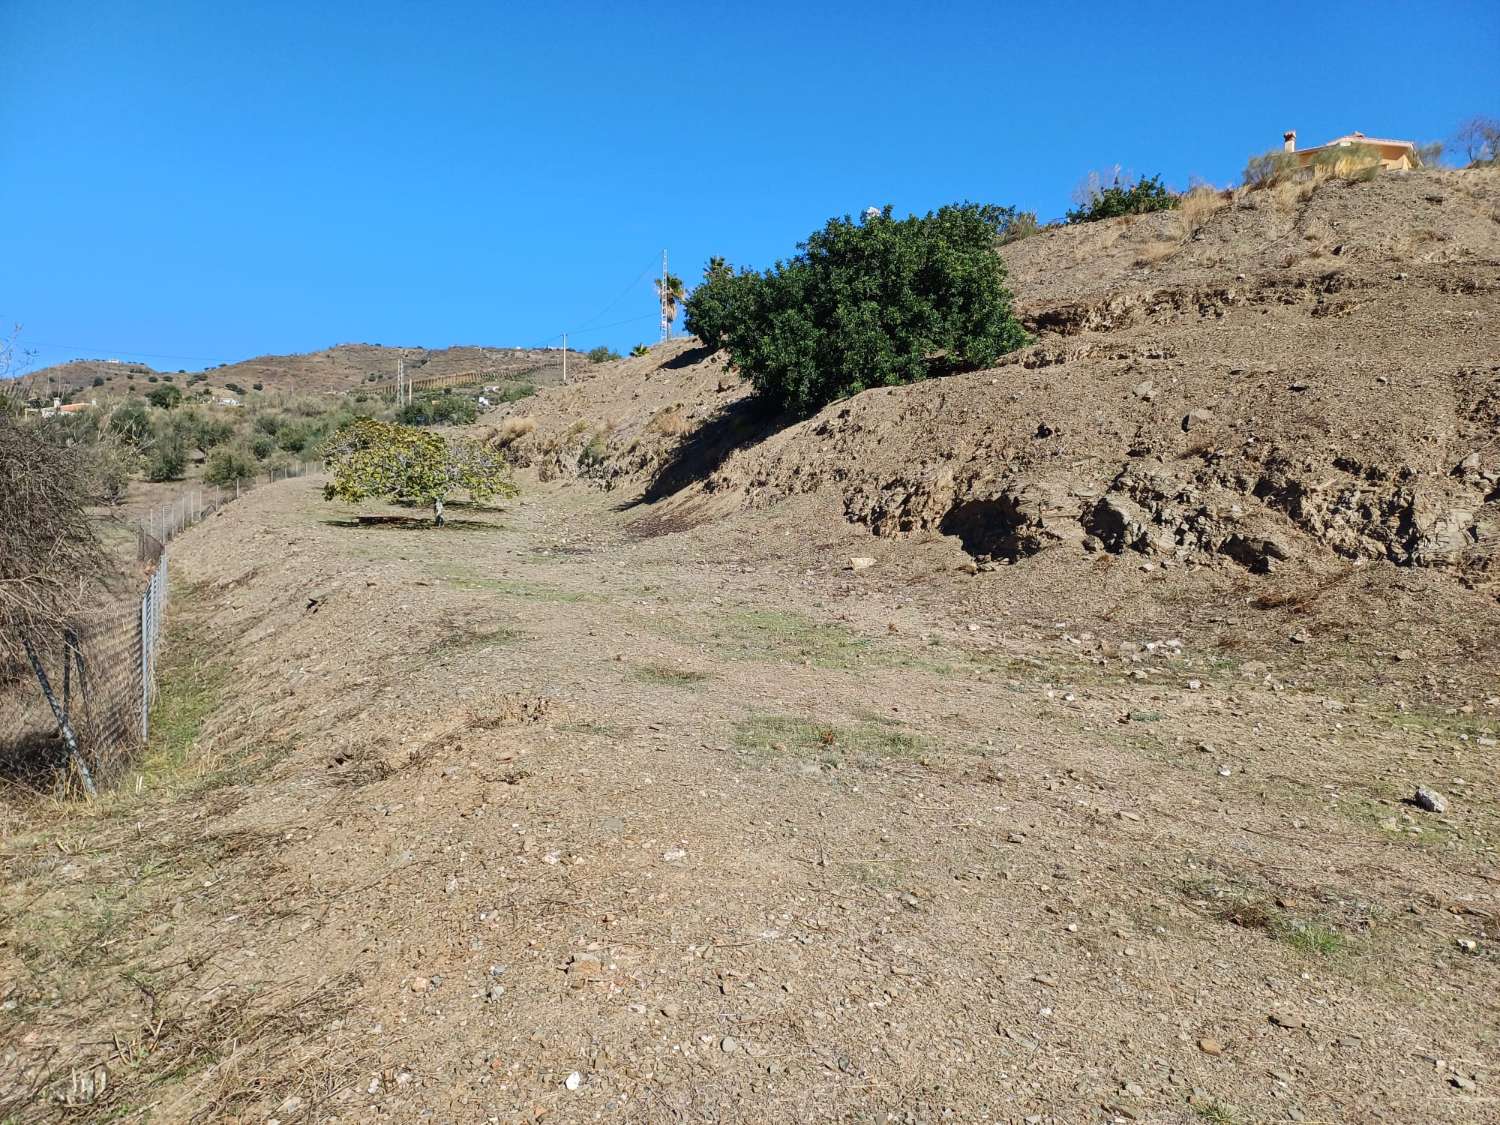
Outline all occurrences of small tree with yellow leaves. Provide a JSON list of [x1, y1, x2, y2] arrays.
[[321, 418, 516, 526]]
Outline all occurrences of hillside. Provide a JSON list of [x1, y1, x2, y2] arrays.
[[492, 168, 1500, 597], [3, 167, 1497, 1123], [18, 343, 580, 400]]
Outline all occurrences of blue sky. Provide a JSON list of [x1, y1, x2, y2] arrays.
[[2, 0, 1496, 370]]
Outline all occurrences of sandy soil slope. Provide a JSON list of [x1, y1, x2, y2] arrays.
[[2, 474, 1495, 1123], [3, 167, 1499, 1124]]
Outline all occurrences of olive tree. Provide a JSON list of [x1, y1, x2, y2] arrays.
[[321, 417, 516, 525]]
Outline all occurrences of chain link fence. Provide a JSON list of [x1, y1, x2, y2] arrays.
[[2, 460, 316, 794]]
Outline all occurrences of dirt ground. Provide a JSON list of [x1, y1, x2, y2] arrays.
[[2, 469, 1496, 1123], [3, 167, 1499, 1123]]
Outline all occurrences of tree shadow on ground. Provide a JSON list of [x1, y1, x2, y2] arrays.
[[661, 344, 716, 371], [320, 516, 503, 532], [619, 394, 787, 509]]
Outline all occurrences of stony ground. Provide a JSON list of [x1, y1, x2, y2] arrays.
[[3, 473, 1496, 1124]]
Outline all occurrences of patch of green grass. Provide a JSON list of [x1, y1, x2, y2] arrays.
[[703, 610, 899, 671], [1275, 919, 1347, 957], [630, 663, 711, 688], [844, 860, 903, 890], [732, 713, 928, 764], [556, 719, 627, 738], [429, 618, 523, 653], [1193, 1101, 1243, 1125], [140, 649, 226, 780], [434, 568, 595, 603]]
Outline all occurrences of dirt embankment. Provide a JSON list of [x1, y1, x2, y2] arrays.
[[491, 168, 1500, 595]]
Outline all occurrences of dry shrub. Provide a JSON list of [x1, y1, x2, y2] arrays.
[[1178, 185, 1229, 233], [0, 415, 108, 665], [494, 415, 536, 446], [647, 405, 690, 437], [1134, 240, 1179, 268]]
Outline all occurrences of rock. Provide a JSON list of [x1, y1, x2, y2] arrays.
[[1450, 1074, 1476, 1091], [564, 1071, 584, 1091], [1182, 408, 1214, 432], [720, 1036, 740, 1054], [660, 1002, 680, 1018], [1130, 380, 1156, 401], [1270, 1012, 1304, 1030], [848, 556, 876, 571], [487, 984, 506, 1002], [1197, 1038, 1224, 1056], [662, 848, 687, 862], [1032, 973, 1059, 987], [568, 952, 603, 987], [409, 977, 432, 993], [1413, 787, 1447, 814], [1290, 629, 1311, 644], [1456, 938, 1478, 953]]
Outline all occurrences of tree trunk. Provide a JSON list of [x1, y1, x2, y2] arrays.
[[433, 496, 445, 527]]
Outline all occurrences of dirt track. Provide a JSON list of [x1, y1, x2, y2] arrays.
[[5, 473, 1496, 1123]]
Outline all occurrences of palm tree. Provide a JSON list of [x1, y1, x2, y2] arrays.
[[655, 273, 685, 334], [705, 256, 729, 281]]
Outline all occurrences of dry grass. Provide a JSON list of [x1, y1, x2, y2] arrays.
[[647, 405, 691, 438], [1134, 240, 1179, 268], [494, 416, 536, 446], [1178, 186, 1229, 234]]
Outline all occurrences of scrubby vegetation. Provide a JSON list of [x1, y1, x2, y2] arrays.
[[587, 346, 621, 364], [684, 203, 1028, 416], [1066, 173, 1178, 223], [398, 392, 478, 427]]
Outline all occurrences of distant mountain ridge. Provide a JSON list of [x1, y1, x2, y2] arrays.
[[15, 343, 576, 398]]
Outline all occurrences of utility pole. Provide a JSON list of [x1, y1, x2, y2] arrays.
[[396, 354, 404, 405], [562, 333, 568, 385], [659, 249, 670, 344]]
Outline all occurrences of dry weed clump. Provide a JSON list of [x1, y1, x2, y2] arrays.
[[1240, 143, 1385, 213], [1134, 240, 1179, 268], [1178, 185, 1229, 233], [647, 404, 690, 437], [0, 415, 108, 664], [494, 415, 536, 446]]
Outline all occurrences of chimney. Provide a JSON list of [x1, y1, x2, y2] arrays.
[[1283, 130, 1297, 153]]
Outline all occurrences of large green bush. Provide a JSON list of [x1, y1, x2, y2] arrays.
[[683, 203, 1028, 416], [144, 436, 188, 481], [399, 394, 477, 426], [1066, 174, 1178, 223], [204, 445, 257, 486], [145, 383, 182, 410]]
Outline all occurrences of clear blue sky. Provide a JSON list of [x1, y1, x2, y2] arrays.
[[3, 0, 1496, 370]]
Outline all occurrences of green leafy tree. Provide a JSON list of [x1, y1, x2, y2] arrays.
[[204, 445, 258, 486], [684, 258, 755, 349], [145, 383, 182, 410], [399, 394, 477, 426], [686, 203, 1028, 416], [107, 398, 153, 445], [1066, 173, 1178, 223], [321, 417, 516, 526], [144, 435, 188, 481], [192, 413, 235, 452], [586, 346, 621, 364], [277, 420, 317, 453]]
